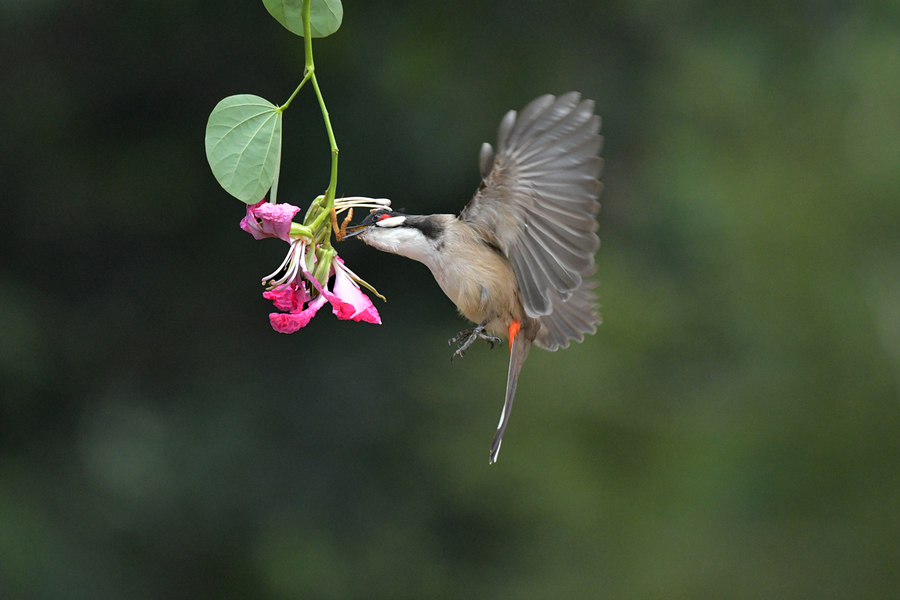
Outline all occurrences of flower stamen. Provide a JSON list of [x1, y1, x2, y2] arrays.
[[333, 196, 391, 216]]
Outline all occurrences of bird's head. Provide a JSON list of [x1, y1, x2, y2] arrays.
[[344, 209, 406, 237], [344, 209, 447, 261]]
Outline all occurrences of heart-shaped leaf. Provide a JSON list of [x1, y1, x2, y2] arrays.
[[262, 0, 343, 38], [205, 94, 283, 204]]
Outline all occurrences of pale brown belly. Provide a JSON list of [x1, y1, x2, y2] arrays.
[[430, 245, 522, 338]]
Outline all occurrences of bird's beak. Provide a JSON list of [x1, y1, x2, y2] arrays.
[[342, 223, 368, 239]]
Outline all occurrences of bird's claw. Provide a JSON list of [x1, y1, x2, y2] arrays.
[[448, 323, 501, 362]]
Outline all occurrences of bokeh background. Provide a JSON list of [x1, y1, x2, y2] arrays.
[[2, 0, 899, 598]]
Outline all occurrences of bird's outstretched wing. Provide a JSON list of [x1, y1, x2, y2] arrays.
[[461, 93, 603, 330]]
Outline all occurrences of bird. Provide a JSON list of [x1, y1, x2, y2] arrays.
[[345, 92, 602, 463]]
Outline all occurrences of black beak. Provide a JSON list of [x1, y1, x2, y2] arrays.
[[341, 208, 391, 239], [342, 224, 367, 239]]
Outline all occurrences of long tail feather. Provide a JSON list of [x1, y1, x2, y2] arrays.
[[489, 332, 531, 464]]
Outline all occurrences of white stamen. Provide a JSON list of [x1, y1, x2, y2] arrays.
[[333, 196, 392, 216], [262, 239, 307, 289], [261, 245, 295, 285]]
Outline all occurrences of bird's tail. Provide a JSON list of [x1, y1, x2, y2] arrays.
[[490, 321, 531, 464]]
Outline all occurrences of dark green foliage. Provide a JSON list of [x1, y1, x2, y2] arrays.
[[0, 0, 898, 598]]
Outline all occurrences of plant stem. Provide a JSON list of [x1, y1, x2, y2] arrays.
[[312, 74, 339, 204], [302, 0, 314, 72], [280, 71, 312, 112], [269, 121, 283, 204], [301, 0, 340, 249], [288, 222, 314, 241]]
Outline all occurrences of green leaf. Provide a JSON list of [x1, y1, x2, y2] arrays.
[[205, 95, 283, 204], [262, 0, 343, 38]]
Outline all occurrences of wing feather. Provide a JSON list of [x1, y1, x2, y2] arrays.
[[461, 93, 602, 346], [535, 280, 600, 351], [526, 219, 592, 274], [495, 111, 517, 154], [527, 206, 599, 252], [520, 225, 576, 274], [505, 95, 558, 151], [514, 108, 597, 164], [509, 252, 553, 316]]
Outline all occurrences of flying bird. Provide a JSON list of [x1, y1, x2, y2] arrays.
[[346, 92, 602, 463]]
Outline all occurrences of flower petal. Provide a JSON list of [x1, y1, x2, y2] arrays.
[[325, 262, 381, 324], [240, 200, 301, 241], [268, 294, 327, 333], [263, 283, 309, 313]]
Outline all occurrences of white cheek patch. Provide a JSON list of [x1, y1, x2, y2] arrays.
[[375, 216, 406, 228]]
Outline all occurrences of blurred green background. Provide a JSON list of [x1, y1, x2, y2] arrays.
[[2, 0, 899, 598]]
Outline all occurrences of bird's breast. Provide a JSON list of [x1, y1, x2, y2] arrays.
[[426, 236, 521, 337]]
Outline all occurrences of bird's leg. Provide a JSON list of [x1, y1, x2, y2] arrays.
[[448, 320, 502, 361]]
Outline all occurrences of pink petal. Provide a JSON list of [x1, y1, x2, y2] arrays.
[[300, 255, 381, 325], [263, 284, 309, 313], [268, 294, 327, 333], [324, 265, 381, 324], [240, 200, 301, 242]]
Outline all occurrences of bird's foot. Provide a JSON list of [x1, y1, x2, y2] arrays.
[[448, 322, 501, 361]]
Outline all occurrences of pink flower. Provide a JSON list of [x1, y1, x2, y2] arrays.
[[240, 199, 300, 242], [242, 200, 381, 333], [266, 290, 327, 334], [313, 257, 382, 325]]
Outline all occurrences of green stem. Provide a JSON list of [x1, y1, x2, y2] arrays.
[[303, 194, 325, 225], [289, 222, 314, 240], [312, 73, 339, 203], [302, 0, 314, 73], [300, 0, 339, 250], [269, 59, 312, 205], [313, 245, 336, 286], [269, 125, 283, 204], [279, 71, 312, 112]]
